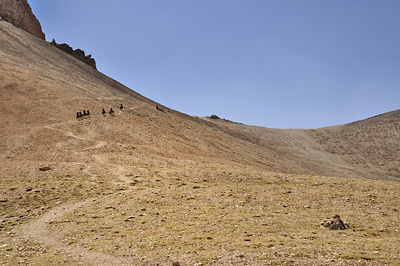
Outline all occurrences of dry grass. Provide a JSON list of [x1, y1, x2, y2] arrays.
[[3, 160, 399, 265], [46, 165, 400, 265]]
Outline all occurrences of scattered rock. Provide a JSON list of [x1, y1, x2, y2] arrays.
[[124, 216, 135, 221], [172, 261, 180, 266], [323, 215, 350, 230], [207, 115, 242, 124], [39, 166, 52, 171], [0, 198, 8, 202]]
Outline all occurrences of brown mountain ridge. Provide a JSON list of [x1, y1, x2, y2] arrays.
[[1, 19, 399, 182]]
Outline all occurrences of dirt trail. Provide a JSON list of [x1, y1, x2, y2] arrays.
[[44, 124, 106, 149], [17, 122, 135, 266], [19, 199, 131, 266]]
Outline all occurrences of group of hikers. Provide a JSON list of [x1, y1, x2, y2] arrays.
[[76, 103, 164, 119], [76, 109, 90, 119], [102, 104, 124, 116], [76, 104, 123, 119]]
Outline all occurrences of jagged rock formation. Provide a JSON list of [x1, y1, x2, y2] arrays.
[[0, 0, 97, 69], [0, 0, 45, 40], [51, 39, 97, 69]]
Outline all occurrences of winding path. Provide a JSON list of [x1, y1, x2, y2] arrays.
[[18, 122, 135, 265]]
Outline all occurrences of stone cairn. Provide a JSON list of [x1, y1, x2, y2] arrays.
[[322, 215, 350, 230]]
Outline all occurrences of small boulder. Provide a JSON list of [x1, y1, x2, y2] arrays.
[[323, 215, 350, 230], [39, 166, 52, 171]]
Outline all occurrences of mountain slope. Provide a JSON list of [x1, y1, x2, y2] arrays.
[[1, 20, 400, 182], [212, 110, 400, 181], [1, 20, 400, 266]]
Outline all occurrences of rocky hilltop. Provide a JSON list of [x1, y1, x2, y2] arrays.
[[51, 39, 97, 69], [0, 0, 96, 69], [0, 0, 45, 40]]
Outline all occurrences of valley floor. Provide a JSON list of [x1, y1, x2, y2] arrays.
[[1, 150, 399, 265]]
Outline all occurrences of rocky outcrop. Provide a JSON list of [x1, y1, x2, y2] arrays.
[[209, 115, 221, 120], [0, 0, 45, 40], [0, 1, 96, 69], [51, 39, 97, 69]]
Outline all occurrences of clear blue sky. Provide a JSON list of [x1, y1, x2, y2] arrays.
[[28, 0, 400, 129]]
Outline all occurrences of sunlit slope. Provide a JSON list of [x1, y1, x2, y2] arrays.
[[0, 20, 290, 173], [1, 20, 399, 181]]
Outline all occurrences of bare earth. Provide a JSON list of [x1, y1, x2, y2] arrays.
[[1, 21, 400, 265]]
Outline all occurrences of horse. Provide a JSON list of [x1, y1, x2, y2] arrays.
[[76, 111, 83, 120]]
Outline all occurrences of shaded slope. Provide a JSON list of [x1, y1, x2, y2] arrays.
[[308, 110, 400, 180], [207, 110, 400, 181]]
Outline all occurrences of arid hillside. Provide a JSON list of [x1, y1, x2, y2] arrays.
[[210, 110, 400, 181], [0, 20, 399, 182], [1, 20, 400, 266]]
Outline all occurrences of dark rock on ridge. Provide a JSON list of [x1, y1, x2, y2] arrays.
[[51, 39, 97, 69], [0, 0, 45, 40], [0, 0, 96, 69]]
